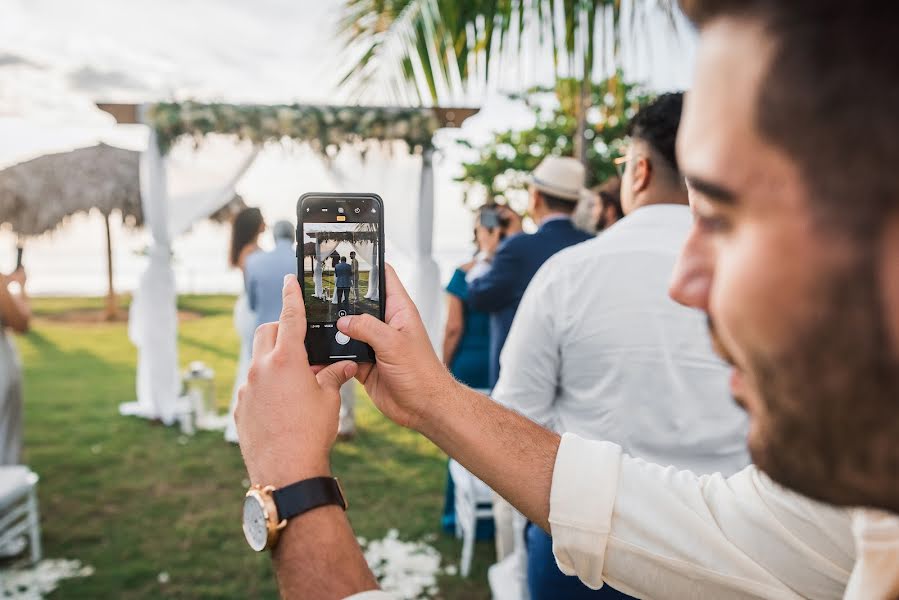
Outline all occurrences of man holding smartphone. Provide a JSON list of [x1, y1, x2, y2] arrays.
[[236, 0, 899, 597]]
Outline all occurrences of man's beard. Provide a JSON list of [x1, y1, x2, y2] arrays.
[[745, 254, 899, 512]]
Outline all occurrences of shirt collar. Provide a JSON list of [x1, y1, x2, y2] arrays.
[[539, 214, 572, 229]]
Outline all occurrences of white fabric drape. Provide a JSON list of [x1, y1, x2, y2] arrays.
[[313, 237, 339, 298], [123, 124, 179, 424], [122, 117, 258, 424], [364, 237, 380, 301]]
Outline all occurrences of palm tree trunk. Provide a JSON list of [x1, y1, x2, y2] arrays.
[[104, 212, 117, 321]]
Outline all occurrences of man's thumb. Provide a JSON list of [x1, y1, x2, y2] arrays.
[[337, 314, 394, 347], [316, 361, 358, 394]]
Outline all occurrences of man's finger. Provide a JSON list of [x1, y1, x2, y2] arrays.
[[315, 361, 358, 394], [275, 274, 307, 350], [382, 264, 414, 321], [253, 322, 278, 357], [337, 313, 397, 349], [353, 363, 374, 385]]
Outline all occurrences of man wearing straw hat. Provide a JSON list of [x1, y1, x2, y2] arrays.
[[467, 156, 594, 389]]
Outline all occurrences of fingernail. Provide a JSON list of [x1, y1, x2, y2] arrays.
[[283, 274, 292, 290], [337, 316, 351, 330]]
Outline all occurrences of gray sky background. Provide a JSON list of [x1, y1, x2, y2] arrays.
[[0, 0, 698, 294]]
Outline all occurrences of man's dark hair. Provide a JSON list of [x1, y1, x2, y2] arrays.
[[538, 191, 578, 214], [340, 256, 347, 263], [628, 92, 684, 176], [350, 251, 356, 257], [679, 0, 899, 237]]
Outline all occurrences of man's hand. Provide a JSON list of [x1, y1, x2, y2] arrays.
[[236, 274, 357, 487], [337, 265, 457, 431]]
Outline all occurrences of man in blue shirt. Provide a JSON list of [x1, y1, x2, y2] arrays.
[[334, 256, 353, 314], [246, 220, 297, 332], [468, 156, 593, 387]]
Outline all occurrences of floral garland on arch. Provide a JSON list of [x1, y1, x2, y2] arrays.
[[147, 101, 442, 155]]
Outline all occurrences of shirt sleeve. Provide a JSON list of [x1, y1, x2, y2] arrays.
[[445, 268, 468, 300], [550, 433, 855, 600], [491, 262, 559, 429], [467, 241, 526, 313]]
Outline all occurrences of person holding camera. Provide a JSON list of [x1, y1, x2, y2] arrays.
[[0, 260, 30, 466]]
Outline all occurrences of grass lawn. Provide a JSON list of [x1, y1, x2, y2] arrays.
[[14, 294, 494, 599]]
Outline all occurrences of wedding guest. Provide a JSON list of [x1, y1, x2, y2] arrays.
[[468, 157, 593, 387], [0, 264, 30, 465], [245, 220, 296, 331], [440, 208, 493, 534], [224, 208, 264, 444], [591, 177, 623, 232], [492, 94, 749, 599], [334, 256, 353, 314], [234, 0, 899, 597], [495, 203, 523, 238]]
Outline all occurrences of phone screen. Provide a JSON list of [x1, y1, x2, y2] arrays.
[[297, 193, 385, 364], [479, 208, 500, 229]]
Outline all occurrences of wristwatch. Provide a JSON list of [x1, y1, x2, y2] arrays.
[[242, 476, 347, 552]]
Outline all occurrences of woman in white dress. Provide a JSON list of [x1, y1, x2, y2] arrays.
[[224, 208, 264, 444], [0, 265, 29, 464]]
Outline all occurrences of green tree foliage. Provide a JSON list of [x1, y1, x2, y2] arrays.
[[456, 72, 650, 203]]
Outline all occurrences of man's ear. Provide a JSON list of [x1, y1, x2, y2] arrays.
[[632, 157, 652, 194]]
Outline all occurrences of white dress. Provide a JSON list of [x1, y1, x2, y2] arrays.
[[225, 292, 256, 443]]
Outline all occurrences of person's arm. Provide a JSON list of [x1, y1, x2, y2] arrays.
[[235, 275, 381, 598], [338, 266, 856, 600], [0, 270, 30, 334], [466, 241, 526, 313], [549, 435, 854, 599], [491, 261, 561, 427], [441, 294, 465, 368]]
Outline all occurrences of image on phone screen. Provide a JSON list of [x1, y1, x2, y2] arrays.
[[298, 193, 384, 364]]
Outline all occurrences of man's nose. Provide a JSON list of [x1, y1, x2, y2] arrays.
[[668, 228, 712, 311]]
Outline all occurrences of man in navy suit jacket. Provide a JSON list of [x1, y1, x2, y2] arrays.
[[468, 156, 594, 387]]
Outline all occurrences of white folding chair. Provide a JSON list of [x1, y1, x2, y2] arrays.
[[449, 459, 494, 577], [0, 466, 42, 565]]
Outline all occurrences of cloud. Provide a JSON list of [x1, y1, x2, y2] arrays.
[[0, 52, 41, 68], [67, 66, 150, 92]]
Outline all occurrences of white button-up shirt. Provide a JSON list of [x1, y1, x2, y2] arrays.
[[346, 432, 899, 599], [492, 204, 749, 476]]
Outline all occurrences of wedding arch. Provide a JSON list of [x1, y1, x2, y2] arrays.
[[97, 101, 477, 425]]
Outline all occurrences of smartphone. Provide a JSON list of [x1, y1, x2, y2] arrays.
[[15, 245, 23, 270], [479, 208, 500, 229], [297, 193, 386, 365]]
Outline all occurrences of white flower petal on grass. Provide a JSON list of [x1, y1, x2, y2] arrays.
[[361, 532, 443, 599], [157, 571, 170, 584], [0, 559, 94, 599], [443, 564, 458, 576]]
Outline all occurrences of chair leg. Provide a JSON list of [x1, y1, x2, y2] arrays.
[[460, 523, 474, 578], [27, 485, 42, 565]]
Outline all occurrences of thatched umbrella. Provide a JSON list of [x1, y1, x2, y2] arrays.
[[0, 143, 246, 320]]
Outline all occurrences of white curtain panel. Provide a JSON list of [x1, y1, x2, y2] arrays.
[[122, 125, 179, 424], [313, 237, 339, 298], [122, 119, 258, 424]]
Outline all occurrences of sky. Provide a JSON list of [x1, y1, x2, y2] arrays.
[[0, 0, 697, 295]]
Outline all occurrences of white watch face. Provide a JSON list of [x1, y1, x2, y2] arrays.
[[243, 495, 268, 552]]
